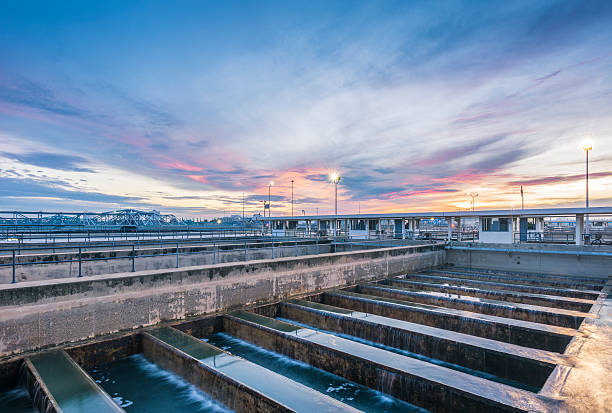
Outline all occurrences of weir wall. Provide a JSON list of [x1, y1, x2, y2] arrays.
[[446, 242, 612, 278], [0, 240, 333, 283], [0, 244, 445, 357]]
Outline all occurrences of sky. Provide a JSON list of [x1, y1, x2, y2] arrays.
[[1, 0, 612, 218]]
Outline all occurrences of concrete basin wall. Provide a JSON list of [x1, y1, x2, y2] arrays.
[[0, 244, 445, 357], [447, 242, 612, 278], [0, 240, 333, 283]]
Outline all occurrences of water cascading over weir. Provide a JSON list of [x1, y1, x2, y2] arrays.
[[0, 236, 610, 412]]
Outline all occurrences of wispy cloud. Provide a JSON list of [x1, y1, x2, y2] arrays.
[[2, 152, 95, 173], [509, 172, 612, 186], [0, 1, 611, 216]]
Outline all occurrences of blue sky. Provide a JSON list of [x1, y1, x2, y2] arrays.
[[1, 0, 611, 217]]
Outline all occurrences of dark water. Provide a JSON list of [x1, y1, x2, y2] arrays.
[[277, 317, 539, 392], [0, 387, 37, 413], [89, 354, 232, 413], [206, 332, 429, 413]]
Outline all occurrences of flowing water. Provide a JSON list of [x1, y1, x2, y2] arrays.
[[0, 387, 37, 413], [148, 326, 355, 412], [206, 332, 429, 413], [89, 354, 232, 413], [276, 317, 539, 392], [28, 350, 122, 413]]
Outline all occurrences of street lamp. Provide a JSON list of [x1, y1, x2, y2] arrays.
[[268, 181, 274, 218], [291, 179, 294, 217], [582, 140, 593, 235], [329, 172, 341, 239], [467, 192, 479, 212], [330, 172, 341, 215]]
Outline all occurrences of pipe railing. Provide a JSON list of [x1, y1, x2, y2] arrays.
[[2, 239, 443, 284]]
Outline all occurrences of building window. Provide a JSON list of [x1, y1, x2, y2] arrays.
[[351, 219, 366, 230], [527, 218, 536, 231], [482, 218, 509, 232]]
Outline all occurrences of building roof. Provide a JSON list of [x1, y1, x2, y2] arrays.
[[261, 206, 612, 221]]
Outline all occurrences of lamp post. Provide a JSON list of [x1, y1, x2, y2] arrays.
[[268, 181, 274, 218], [330, 172, 341, 237], [468, 192, 479, 212], [582, 141, 593, 236], [291, 179, 294, 217]]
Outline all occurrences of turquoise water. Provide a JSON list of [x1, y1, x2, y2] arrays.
[[148, 326, 355, 412], [206, 332, 429, 413], [277, 316, 539, 392], [0, 387, 36, 413], [89, 354, 232, 413], [28, 351, 122, 413]]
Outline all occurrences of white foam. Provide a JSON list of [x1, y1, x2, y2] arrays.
[[130, 354, 232, 413]]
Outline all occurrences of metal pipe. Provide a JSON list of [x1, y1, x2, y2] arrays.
[[12, 249, 15, 283]]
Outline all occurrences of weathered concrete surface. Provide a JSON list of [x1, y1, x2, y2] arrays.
[[142, 331, 292, 413], [358, 283, 593, 329], [0, 244, 444, 357], [223, 312, 553, 413], [384, 278, 596, 312], [402, 273, 601, 300], [540, 283, 612, 413], [277, 300, 560, 389], [321, 290, 580, 352], [0, 240, 333, 283], [447, 243, 612, 278]]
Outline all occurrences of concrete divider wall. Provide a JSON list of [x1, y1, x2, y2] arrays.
[[141, 332, 289, 413], [0, 244, 445, 357], [0, 240, 334, 283], [447, 242, 612, 278]]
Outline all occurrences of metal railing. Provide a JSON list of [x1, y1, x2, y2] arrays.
[[1, 238, 443, 284], [0, 228, 265, 245]]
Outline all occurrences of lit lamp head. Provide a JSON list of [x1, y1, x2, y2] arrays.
[[269, 181, 274, 186], [329, 172, 341, 184], [581, 140, 593, 152]]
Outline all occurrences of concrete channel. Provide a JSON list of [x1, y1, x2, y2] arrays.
[[0, 244, 609, 412]]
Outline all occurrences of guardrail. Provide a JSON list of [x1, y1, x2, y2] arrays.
[[0, 228, 265, 245], [0, 235, 309, 255], [512, 231, 612, 245], [1, 238, 442, 284]]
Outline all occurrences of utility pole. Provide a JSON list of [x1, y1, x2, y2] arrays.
[[468, 192, 479, 212], [520, 186, 524, 210], [268, 181, 274, 218], [582, 141, 593, 236]]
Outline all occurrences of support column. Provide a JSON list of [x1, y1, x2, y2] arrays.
[[447, 218, 453, 241], [575, 214, 584, 246], [402, 218, 406, 240], [457, 217, 462, 241], [536, 217, 544, 232]]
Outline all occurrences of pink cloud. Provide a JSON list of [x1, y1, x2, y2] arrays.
[[186, 175, 208, 184], [157, 160, 202, 172]]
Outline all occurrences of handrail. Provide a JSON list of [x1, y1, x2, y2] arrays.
[[447, 244, 612, 257], [2, 239, 443, 284]]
